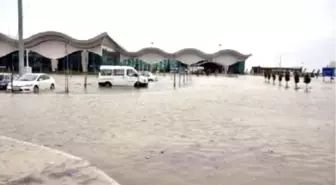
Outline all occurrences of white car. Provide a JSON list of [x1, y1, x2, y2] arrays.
[[7, 73, 56, 93], [98, 66, 148, 88], [140, 71, 158, 82]]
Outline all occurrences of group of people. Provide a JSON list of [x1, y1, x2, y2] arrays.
[[264, 70, 312, 90]]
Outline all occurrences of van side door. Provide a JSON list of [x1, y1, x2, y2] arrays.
[[126, 69, 138, 86], [113, 69, 125, 86]]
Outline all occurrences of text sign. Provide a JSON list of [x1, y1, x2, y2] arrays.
[[322, 67, 335, 77]]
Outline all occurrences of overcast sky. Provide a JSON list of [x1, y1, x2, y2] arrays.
[[0, 0, 335, 70]]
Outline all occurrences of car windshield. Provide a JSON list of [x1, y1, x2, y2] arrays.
[[17, 74, 38, 81], [0, 75, 3, 81]]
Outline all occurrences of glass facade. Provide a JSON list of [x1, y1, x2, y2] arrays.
[[88, 52, 102, 72], [118, 59, 187, 72], [57, 51, 103, 73], [228, 61, 245, 74], [152, 59, 187, 72], [58, 51, 82, 72], [102, 49, 120, 65], [0, 51, 52, 73], [120, 58, 150, 71]]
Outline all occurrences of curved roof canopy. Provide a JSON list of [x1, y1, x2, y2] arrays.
[[0, 31, 251, 60]]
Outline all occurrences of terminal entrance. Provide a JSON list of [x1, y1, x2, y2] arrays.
[[57, 51, 102, 73], [88, 52, 102, 72], [102, 49, 120, 66], [0, 51, 52, 73], [191, 60, 223, 74], [57, 51, 82, 72], [152, 60, 187, 72], [191, 60, 245, 74]]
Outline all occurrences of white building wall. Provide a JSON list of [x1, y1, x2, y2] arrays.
[[27, 41, 102, 59], [138, 53, 165, 63], [101, 45, 115, 53], [0, 41, 16, 57], [120, 54, 129, 62], [213, 55, 239, 66], [27, 41, 78, 59], [101, 38, 116, 53], [131, 52, 240, 65], [81, 50, 89, 72], [51, 59, 58, 72], [88, 46, 102, 56], [0, 40, 103, 59], [175, 54, 205, 65]]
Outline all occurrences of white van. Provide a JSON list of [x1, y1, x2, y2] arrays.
[[98, 65, 148, 87]]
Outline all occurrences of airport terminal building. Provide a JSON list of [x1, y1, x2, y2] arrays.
[[0, 31, 251, 73]]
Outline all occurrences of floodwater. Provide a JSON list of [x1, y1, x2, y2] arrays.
[[0, 75, 334, 185]]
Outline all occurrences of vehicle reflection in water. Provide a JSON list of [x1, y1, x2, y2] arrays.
[[0, 75, 334, 185]]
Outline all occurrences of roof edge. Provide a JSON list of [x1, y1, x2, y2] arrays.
[[0, 31, 251, 60]]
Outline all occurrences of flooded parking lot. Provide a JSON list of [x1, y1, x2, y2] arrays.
[[0, 75, 334, 185]]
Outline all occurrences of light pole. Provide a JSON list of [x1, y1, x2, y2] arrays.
[[18, 0, 24, 75], [150, 42, 154, 72], [218, 44, 224, 74]]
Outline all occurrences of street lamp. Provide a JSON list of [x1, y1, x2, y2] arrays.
[[150, 42, 154, 72], [18, 0, 24, 75], [218, 44, 225, 74]]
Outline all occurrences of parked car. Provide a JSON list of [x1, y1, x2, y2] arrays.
[[0, 73, 17, 90], [98, 66, 148, 88], [7, 73, 56, 93], [140, 71, 158, 82]]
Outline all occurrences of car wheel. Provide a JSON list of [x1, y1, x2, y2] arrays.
[[33, 85, 39, 93], [50, 84, 55, 90], [105, 82, 112, 87], [134, 81, 140, 87]]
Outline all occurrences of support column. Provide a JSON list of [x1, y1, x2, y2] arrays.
[[81, 50, 88, 72], [24, 49, 32, 73], [223, 65, 228, 74], [26, 50, 29, 67], [51, 59, 58, 72]]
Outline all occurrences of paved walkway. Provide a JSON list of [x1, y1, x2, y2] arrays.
[[0, 136, 120, 185]]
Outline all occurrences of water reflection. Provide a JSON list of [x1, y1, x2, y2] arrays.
[[0, 75, 334, 185]]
